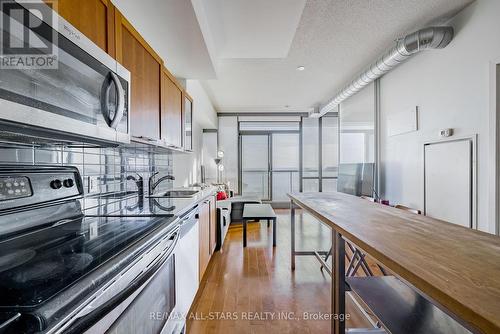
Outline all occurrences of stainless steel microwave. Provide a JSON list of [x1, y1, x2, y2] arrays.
[[0, 0, 130, 145]]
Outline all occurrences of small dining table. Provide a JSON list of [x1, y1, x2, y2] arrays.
[[242, 203, 277, 247]]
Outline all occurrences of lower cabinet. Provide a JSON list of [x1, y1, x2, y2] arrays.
[[199, 195, 218, 281], [209, 196, 217, 255], [199, 200, 211, 281]]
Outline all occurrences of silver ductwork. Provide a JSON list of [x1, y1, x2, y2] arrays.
[[311, 26, 454, 117]]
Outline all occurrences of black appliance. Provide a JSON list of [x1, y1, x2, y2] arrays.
[[0, 166, 179, 333]]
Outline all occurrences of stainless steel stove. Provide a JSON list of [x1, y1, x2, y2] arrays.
[[0, 166, 180, 333]]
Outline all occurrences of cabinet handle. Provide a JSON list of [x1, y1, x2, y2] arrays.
[[133, 136, 157, 142]]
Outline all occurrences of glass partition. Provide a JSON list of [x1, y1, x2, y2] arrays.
[[322, 116, 339, 191], [339, 83, 375, 164], [300, 116, 339, 192]]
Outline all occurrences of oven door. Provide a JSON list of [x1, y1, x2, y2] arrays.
[[58, 227, 181, 334], [0, 0, 130, 144], [105, 255, 178, 334]]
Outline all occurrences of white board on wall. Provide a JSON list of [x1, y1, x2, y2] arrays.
[[424, 139, 473, 228], [387, 107, 418, 137]]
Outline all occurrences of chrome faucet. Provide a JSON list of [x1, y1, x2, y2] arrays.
[[126, 173, 144, 198], [148, 172, 175, 196]]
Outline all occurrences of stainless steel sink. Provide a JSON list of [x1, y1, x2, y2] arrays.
[[148, 190, 199, 198]]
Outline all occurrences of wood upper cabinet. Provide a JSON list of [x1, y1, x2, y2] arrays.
[[115, 10, 162, 141], [51, 0, 115, 57], [209, 196, 217, 255], [53, 2, 193, 148], [183, 93, 193, 151], [161, 68, 183, 148], [199, 200, 211, 281]]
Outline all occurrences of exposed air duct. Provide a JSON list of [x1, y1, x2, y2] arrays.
[[310, 26, 454, 118]]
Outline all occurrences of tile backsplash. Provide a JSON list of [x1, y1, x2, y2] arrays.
[[0, 142, 173, 212]]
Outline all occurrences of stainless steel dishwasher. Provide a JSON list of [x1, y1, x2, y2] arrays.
[[174, 207, 200, 332]]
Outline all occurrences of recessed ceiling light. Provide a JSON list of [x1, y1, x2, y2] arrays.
[[297, 66, 305, 71]]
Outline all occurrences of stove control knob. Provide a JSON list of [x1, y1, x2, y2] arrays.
[[63, 179, 74, 188], [50, 179, 62, 189]]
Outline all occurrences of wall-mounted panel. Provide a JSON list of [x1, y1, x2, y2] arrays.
[[424, 138, 475, 228]]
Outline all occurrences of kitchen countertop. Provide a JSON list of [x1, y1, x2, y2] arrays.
[[85, 186, 218, 218], [160, 186, 218, 216], [288, 191, 500, 334]]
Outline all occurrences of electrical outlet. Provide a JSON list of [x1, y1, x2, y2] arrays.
[[89, 222, 98, 240], [87, 176, 99, 194]]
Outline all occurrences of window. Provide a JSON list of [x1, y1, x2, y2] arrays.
[[239, 124, 300, 203]]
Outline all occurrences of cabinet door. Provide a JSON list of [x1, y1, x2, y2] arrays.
[[161, 69, 183, 148], [209, 196, 217, 254], [183, 94, 193, 151], [115, 11, 162, 141], [198, 201, 211, 281], [52, 0, 115, 57]]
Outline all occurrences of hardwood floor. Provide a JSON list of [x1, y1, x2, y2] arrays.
[[187, 209, 374, 334]]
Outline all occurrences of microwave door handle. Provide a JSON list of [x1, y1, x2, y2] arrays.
[[64, 230, 180, 334], [109, 72, 125, 129], [101, 74, 113, 127]]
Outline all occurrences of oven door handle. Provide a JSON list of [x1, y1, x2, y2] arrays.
[[64, 229, 180, 334]]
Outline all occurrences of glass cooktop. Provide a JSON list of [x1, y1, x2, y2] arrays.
[[0, 214, 177, 308]]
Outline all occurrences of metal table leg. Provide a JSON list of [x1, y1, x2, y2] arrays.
[[243, 219, 247, 247], [273, 218, 277, 247], [291, 201, 296, 270], [333, 230, 346, 334]]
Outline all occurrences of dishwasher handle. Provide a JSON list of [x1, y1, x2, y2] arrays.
[[64, 229, 179, 334], [179, 209, 199, 238]]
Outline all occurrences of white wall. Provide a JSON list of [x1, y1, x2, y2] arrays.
[[202, 131, 218, 184], [218, 116, 239, 192], [379, 0, 500, 233], [173, 80, 218, 187]]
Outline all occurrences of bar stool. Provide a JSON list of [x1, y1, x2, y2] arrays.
[[320, 196, 379, 277], [321, 240, 375, 277]]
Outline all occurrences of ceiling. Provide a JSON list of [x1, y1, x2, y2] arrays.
[[113, 0, 216, 79], [199, 0, 307, 59], [114, 0, 474, 113]]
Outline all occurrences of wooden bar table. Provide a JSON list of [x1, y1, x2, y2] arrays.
[[288, 192, 500, 334]]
